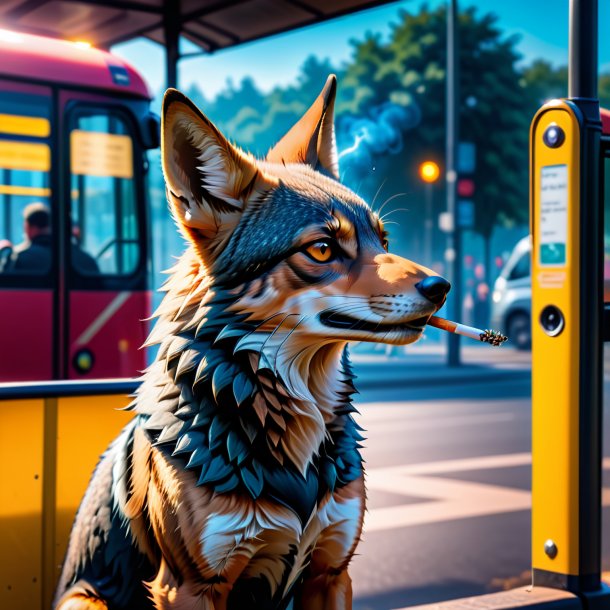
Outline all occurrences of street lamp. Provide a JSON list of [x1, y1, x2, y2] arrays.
[[419, 161, 440, 265]]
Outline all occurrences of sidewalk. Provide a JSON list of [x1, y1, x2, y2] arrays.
[[350, 344, 531, 389]]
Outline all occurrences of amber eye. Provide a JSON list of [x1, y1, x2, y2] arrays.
[[305, 241, 334, 263], [381, 232, 389, 251]]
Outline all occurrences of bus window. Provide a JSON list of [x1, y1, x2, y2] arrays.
[[69, 110, 140, 278], [0, 89, 52, 279]]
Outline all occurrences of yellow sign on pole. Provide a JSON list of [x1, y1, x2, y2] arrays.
[[70, 130, 133, 179]]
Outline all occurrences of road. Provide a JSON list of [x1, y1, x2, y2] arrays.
[[345, 347, 610, 610]]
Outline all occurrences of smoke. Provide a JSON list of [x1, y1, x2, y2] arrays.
[[338, 132, 366, 160], [337, 100, 422, 172]]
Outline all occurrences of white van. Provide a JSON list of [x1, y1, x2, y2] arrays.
[[491, 237, 532, 350]]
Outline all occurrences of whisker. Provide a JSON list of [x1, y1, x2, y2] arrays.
[[257, 313, 296, 369], [260, 313, 294, 350], [310, 294, 370, 302], [244, 311, 287, 336], [377, 192, 408, 217], [272, 315, 308, 372], [371, 178, 388, 212], [325, 304, 372, 317], [316, 303, 373, 319], [380, 207, 409, 222]]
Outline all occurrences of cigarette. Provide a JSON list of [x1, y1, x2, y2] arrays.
[[428, 316, 508, 347]]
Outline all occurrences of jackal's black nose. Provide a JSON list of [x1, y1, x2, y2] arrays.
[[416, 276, 451, 304]]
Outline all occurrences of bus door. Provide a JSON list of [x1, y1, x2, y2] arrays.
[[0, 80, 55, 381], [60, 93, 149, 380]]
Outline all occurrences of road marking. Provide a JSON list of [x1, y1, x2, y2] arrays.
[[359, 400, 526, 423], [375, 452, 531, 477], [367, 412, 516, 433], [365, 474, 530, 532], [364, 452, 610, 532]]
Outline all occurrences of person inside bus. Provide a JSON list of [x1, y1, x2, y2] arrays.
[[2, 203, 99, 274]]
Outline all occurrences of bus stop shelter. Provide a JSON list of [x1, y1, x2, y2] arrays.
[[0, 0, 399, 87]]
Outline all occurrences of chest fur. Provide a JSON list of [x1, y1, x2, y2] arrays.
[[142, 446, 364, 600]]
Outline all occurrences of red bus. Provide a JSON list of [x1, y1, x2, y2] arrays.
[[0, 30, 158, 381]]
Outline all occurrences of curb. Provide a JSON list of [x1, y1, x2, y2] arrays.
[[353, 367, 530, 389]]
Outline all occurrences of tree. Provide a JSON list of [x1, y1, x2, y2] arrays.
[[521, 60, 567, 110]]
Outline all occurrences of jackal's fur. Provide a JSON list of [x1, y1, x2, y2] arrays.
[[54, 76, 447, 610]]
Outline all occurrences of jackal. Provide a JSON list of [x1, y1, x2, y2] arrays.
[[54, 75, 450, 610]]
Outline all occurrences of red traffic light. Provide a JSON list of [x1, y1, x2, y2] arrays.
[[457, 178, 475, 198]]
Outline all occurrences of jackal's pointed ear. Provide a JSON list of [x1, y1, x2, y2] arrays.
[[162, 89, 277, 253], [266, 74, 339, 179]]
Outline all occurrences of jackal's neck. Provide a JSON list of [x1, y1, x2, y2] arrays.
[[133, 251, 361, 487]]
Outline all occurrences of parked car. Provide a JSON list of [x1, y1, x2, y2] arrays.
[[491, 237, 532, 350]]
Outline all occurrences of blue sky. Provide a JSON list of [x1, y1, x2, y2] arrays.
[[113, 0, 609, 101]]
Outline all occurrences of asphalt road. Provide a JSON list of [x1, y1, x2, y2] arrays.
[[346, 354, 610, 610]]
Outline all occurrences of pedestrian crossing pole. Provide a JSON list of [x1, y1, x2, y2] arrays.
[[530, 0, 607, 600]]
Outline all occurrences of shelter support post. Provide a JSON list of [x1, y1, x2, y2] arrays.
[[163, 0, 180, 89]]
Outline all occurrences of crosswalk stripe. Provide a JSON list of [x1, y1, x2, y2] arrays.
[[364, 452, 610, 532]]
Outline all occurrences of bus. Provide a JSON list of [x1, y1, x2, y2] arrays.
[[0, 29, 158, 382]]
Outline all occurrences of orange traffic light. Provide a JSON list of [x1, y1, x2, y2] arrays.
[[419, 161, 440, 183]]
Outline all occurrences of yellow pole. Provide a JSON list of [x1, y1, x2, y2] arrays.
[[530, 98, 603, 593]]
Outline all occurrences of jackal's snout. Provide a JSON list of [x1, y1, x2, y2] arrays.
[[415, 276, 451, 305], [362, 253, 448, 308]]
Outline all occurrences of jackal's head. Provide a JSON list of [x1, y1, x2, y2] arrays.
[[161, 75, 450, 356]]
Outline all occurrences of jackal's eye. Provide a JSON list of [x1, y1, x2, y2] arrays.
[[305, 241, 335, 263], [381, 231, 389, 251]]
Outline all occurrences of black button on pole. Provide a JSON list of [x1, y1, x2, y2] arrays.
[[543, 124, 565, 148], [540, 305, 565, 337]]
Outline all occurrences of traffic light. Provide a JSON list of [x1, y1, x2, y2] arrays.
[[457, 177, 474, 198], [419, 160, 440, 183], [456, 142, 476, 228]]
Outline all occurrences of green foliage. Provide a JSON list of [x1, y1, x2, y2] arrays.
[[521, 60, 567, 108]]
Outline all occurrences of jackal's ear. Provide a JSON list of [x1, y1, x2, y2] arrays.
[[266, 74, 339, 180], [162, 89, 277, 252]]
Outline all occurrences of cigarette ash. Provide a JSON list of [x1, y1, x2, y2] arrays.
[[479, 329, 508, 347]]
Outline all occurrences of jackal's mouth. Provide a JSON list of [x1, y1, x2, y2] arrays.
[[319, 311, 430, 333]]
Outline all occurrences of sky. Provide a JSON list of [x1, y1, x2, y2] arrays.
[[112, 0, 610, 102]]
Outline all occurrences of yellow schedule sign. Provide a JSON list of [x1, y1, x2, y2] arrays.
[[70, 130, 133, 179], [0, 139, 50, 171]]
